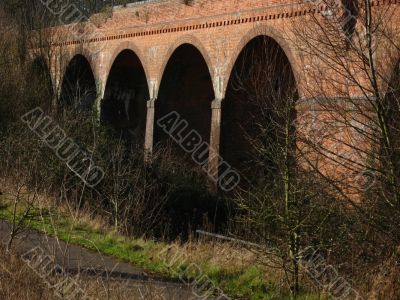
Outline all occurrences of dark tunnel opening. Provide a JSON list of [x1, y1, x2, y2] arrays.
[[154, 44, 215, 164], [153, 44, 222, 238], [101, 49, 149, 145], [221, 36, 298, 184], [384, 61, 400, 183], [60, 55, 97, 112]]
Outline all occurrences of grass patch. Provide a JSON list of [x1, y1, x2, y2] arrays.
[[0, 193, 323, 299]]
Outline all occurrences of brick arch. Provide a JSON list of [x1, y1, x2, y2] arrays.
[[104, 41, 150, 86], [60, 50, 98, 99], [380, 58, 400, 100], [223, 25, 301, 99], [61, 49, 97, 80], [382, 55, 400, 96], [30, 54, 51, 68], [156, 34, 214, 97], [29, 55, 55, 90], [59, 53, 98, 110]]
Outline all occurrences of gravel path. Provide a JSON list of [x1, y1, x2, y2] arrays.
[[0, 220, 200, 300]]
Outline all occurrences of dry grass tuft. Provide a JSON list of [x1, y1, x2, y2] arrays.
[[0, 246, 56, 300], [179, 239, 258, 272], [368, 246, 400, 300], [0, 245, 188, 300]]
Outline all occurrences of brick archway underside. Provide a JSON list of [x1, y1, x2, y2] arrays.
[[60, 54, 97, 111], [384, 60, 400, 172], [221, 35, 298, 183], [29, 57, 54, 112], [154, 43, 215, 165], [101, 49, 150, 145]]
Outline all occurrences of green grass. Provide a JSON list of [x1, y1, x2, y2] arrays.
[[0, 195, 324, 300]]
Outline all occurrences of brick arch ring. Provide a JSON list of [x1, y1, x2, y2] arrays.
[[381, 54, 400, 97], [104, 41, 150, 88], [155, 34, 215, 98], [222, 25, 302, 99], [29, 54, 56, 91], [58, 49, 98, 98]]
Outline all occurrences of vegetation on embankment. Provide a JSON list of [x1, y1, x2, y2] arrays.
[[0, 185, 324, 300], [1, 2, 400, 299]]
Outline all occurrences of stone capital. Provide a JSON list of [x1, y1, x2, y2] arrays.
[[211, 98, 223, 109], [147, 98, 156, 108]]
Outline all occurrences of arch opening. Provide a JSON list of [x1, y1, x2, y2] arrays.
[[221, 35, 298, 183], [60, 55, 97, 111], [101, 49, 149, 144], [386, 61, 400, 117], [384, 61, 400, 185], [155, 44, 215, 162], [28, 57, 54, 112]]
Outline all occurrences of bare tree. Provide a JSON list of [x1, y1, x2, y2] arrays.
[[291, 0, 400, 264], [100, 140, 170, 237], [3, 147, 44, 252], [228, 34, 331, 296], [293, 0, 400, 229]]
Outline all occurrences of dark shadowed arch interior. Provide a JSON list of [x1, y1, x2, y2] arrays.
[[60, 55, 97, 111], [28, 57, 54, 112], [385, 61, 400, 181], [155, 44, 215, 161], [341, 0, 359, 41], [221, 36, 298, 183], [101, 49, 149, 144], [154, 44, 221, 238], [386, 61, 400, 118]]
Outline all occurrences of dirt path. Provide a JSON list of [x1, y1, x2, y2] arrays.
[[0, 220, 201, 300]]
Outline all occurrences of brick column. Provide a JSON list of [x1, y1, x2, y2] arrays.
[[144, 98, 156, 161], [94, 82, 106, 122], [93, 64, 108, 122], [50, 71, 60, 114], [208, 98, 223, 192]]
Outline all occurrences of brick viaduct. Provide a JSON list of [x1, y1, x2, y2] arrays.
[[31, 0, 400, 190]]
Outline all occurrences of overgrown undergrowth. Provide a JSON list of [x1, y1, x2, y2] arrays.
[[0, 185, 325, 300]]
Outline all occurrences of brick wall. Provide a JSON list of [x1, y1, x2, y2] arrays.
[[38, 0, 400, 192]]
